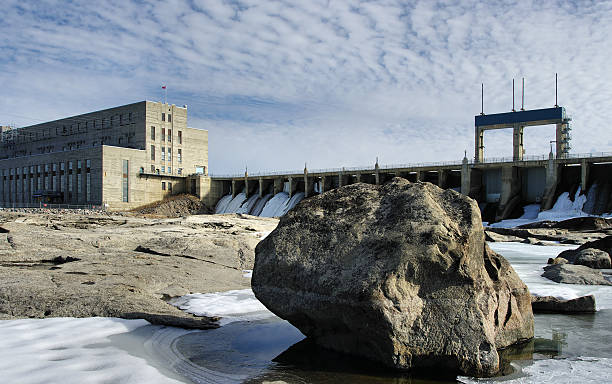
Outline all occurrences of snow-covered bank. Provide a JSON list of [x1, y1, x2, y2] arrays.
[[0, 317, 184, 384]]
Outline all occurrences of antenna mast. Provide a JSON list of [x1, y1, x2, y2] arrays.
[[555, 73, 558, 107], [521, 78, 525, 110], [512, 79, 516, 112]]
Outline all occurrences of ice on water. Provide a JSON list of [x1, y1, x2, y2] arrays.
[[0, 317, 183, 384]]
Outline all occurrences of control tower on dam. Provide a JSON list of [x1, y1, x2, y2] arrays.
[[192, 106, 612, 222]]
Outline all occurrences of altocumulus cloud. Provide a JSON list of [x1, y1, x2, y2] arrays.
[[1, 0, 611, 173]]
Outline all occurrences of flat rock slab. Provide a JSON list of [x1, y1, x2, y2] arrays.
[[531, 295, 596, 313], [542, 264, 612, 286], [0, 210, 278, 327]]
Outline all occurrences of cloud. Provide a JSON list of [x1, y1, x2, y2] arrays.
[[1, 0, 612, 173]]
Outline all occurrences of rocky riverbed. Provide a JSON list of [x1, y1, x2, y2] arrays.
[[0, 209, 278, 328]]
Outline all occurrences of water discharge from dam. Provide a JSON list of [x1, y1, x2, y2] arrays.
[[216, 180, 612, 222], [215, 188, 305, 217]]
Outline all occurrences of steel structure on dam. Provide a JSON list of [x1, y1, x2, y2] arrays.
[[200, 106, 612, 222]]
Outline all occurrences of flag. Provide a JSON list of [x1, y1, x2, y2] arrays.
[[162, 85, 166, 89]]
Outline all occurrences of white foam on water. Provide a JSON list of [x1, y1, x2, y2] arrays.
[[170, 289, 276, 326], [214, 194, 233, 214], [259, 192, 290, 217], [251, 193, 272, 216], [0, 317, 183, 384], [236, 193, 260, 214], [222, 192, 247, 214]]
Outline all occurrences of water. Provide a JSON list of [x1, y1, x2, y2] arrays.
[[106, 242, 611, 383]]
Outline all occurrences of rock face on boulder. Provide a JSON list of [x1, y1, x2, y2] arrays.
[[252, 179, 534, 377], [542, 264, 612, 285]]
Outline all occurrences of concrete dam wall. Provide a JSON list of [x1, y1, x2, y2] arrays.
[[208, 155, 612, 222]]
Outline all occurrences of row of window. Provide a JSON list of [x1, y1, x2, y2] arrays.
[[161, 181, 172, 191], [161, 113, 172, 123], [1, 160, 92, 203], [150, 127, 182, 144], [148, 165, 182, 175], [5, 112, 139, 145], [150, 146, 182, 163]]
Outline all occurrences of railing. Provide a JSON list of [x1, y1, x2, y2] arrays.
[[0, 202, 105, 210], [208, 152, 612, 179]]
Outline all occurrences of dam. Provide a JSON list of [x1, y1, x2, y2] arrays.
[[191, 106, 612, 223]]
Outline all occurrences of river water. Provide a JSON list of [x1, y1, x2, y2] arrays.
[[109, 242, 611, 384]]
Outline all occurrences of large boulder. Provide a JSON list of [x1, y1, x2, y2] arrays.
[[252, 179, 533, 377]]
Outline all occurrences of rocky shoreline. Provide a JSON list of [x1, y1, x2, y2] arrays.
[[0, 210, 278, 328]]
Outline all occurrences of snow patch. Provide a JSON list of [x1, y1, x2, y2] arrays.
[[170, 289, 276, 325]]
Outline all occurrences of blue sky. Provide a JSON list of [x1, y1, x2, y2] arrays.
[[1, 0, 612, 174]]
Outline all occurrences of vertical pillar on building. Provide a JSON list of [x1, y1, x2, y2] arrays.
[[273, 178, 283, 195], [338, 170, 344, 188], [231, 180, 237, 198], [320, 176, 326, 194], [259, 178, 264, 198], [288, 177, 294, 198], [581, 159, 590, 192], [438, 170, 448, 189], [512, 124, 524, 161], [556, 120, 571, 159], [356, 173, 361, 183], [416, 171, 425, 182], [475, 126, 484, 163], [304, 166, 310, 198], [461, 155, 471, 195], [244, 170, 249, 198], [496, 166, 521, 221], [375, 160, 380, 185], [542, 149, 560, 210]]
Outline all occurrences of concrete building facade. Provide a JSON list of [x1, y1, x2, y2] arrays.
[[0, 101, 208, 209]]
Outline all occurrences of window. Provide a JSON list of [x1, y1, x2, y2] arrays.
[[177, 168, 182, 175], [161, 165, 165, 173], [178, 131, 182, 144], [151, 126, 155, 140], [168, 129, 171, 142], [151, 164, 155, 173], [168, 148, 172, 161], [168, 114, 172, 123], [162, 113, 165, 122], [161, 147, 165, 161], [161, 128, 165, 141], [168, 182, 172, 191], [177, 149, 182, 163], [168, 167, 171, 174], [161, 182, 166, 190], [86, 159, 91, 170], [122, 159, 129, 202], [150, 145, 155, 161]]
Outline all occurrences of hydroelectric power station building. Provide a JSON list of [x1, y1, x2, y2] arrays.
[[0, 101, 209, 209]]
